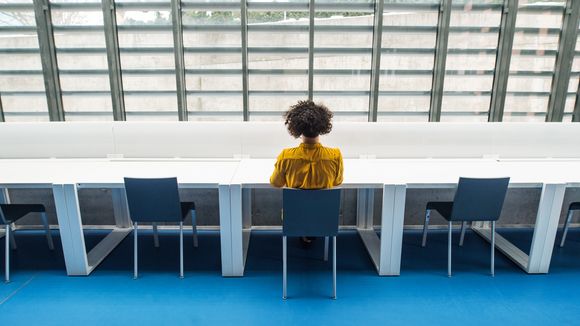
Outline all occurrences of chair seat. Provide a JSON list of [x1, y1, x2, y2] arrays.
[[569, 202, 580, 211], [426, 201, 453, 220], [0, 204, 46, 223], [180, 202, 195, 219]]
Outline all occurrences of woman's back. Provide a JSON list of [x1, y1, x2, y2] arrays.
[[270, 143, 343, 189]]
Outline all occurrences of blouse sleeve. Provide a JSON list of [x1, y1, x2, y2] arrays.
[[269, 151, 286, 188], [333, 149, 344, 187]]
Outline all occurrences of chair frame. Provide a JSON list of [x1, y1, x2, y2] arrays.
[[133, 208, 197, 280], [283, 236, 336, 300], [2, 210, 54, 283], [421, 177, 509, 277]]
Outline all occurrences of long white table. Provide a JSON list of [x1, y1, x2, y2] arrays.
[[0, 158, 240, 276], [0, 158, 578, 277], [228, 158, 578, 276]]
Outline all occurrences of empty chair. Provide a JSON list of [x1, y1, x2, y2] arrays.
[[559, 202, 580, 247], [1, 203, 54, 283], [421, 177, 510, 277], [282, 188, 341, 299], [124, 177, 198, 279]]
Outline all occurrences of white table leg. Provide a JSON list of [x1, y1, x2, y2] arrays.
[[356, 188, 374, 229], [230, 184, 244, 276], [527, 183, 566, 274], [52, 184, 90, 275], [53, 184, 131, 276], [111, 188, 132, 228], [357, 185, 406, 276], [218, 184, 233, 277], [379, 184, 407, 276], [242, 188, 252, 268]]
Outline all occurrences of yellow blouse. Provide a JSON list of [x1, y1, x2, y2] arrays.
[[270, 143, 344, 189]]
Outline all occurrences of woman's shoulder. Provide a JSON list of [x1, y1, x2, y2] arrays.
[[321, 145, 342, 158]]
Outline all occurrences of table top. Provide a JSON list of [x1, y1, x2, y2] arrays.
[[0, 158, 578, 189], [231, 158, 580, 188], [0, 158, 241, 188]]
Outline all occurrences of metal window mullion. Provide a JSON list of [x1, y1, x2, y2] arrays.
[[241, 0, 249, 121], [368, 0, 384, 122], [172, 0, 187, 121], [33, 0, 64, 121], [574, 78, 580, 122], [428, 0, 451, 122], [308, 0, 314, 101], [489, 0, 518, 122], [546, 0, 580, 122], [0, 94, 4, 122], [102, 0, 126, 121]]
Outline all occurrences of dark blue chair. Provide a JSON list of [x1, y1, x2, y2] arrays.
[[124, 177, 198, 279], [282, 188, 341, 299], [559, 202, 580, 247], [421, 177, 510, 277], [1, 204, 54, 283]]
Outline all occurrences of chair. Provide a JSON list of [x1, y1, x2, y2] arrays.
[[421, 177, 510, 277], [282, 188, 341, 299], [559, 202, 580, 247], [1, 204, 54, 283], [124, 177, 198, 279]]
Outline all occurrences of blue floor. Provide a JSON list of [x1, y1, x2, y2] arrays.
[[2, 228, 580, 325]]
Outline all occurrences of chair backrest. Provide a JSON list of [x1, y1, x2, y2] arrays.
[[124, 177, 183, 222], [450, 177, 510, 221], [282, 189, 341, 237]]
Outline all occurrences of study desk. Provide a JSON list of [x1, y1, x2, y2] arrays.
[[0, 158, 241, 276], [227, 158, 578, 276]]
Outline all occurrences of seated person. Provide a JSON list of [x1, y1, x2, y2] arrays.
[[270, 100, 344, 244]]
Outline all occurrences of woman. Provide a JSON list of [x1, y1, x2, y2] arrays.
[[270, 100, 343, 246], [270, 100, 343, 189]]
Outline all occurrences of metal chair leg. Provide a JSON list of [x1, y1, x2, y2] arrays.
[[179, 221, 184, 279], [448, 221, 452, 277], [9, 224, 16, 250], [560, 209, 574, 248], [282, 236, 287, 300], [324, 236, 329, 262], [491, 221, 495, 277], [4, 224, 9, 283], [191, 210, 198, 248], [133, 222, 138, 280], [40, 212, 54, 250], [152, 223, 159, 248], [332, 236, 337, 300], [421, 209, 431, 247], [459, 221, 467, 247]]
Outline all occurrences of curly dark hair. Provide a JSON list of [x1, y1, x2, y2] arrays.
[[284, 100, 334, 138]]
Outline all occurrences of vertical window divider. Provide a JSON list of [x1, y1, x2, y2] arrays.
[[33, 0, 64, 121], [368, 0, 384, 122], [308, 0, 314, 101], [102, 0, 126, 121], [171, 0, 188, 121], [488, 0, 518, 122], [0, 95, 4, 122], [241, 0, 249, 121], [546, 0, 580, 122], [428, 0, 451, 122], [573, 79, 580, 122]]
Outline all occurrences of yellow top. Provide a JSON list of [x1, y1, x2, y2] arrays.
[[270, 143, 344, 189]]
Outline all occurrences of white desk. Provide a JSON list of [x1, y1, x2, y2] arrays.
[[0, 158, 241, 276], [228, 158, 577, 276]]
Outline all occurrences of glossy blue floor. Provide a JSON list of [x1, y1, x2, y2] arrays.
[[1, 228, 580, 325]]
